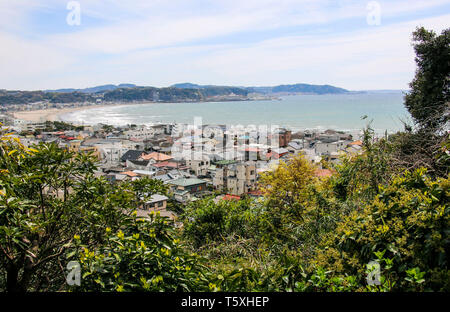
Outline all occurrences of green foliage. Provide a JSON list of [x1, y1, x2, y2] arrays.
[[0, 128, 177, 292], [0, 135, 97, 291], [130, 176, 168, 208], [44, 121, 82, 132], [330, 125, 394, 202], [181, 197, 259, 248], [1, 27, 449, 293], [404, 27, 450, 130], [69, 213, 212, 292], [315, 168, 450, 291]]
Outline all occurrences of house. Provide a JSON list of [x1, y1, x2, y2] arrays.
[[268, 148, 290, 159], [150, 161, 182, 171], [287, 140, 305, 154], [121, 150, 147, 163], [106, 173, 129, 183], [136, 194, 178, 223], [314, 141, 346, 156], [168, 178, 207, 194], [122, 171, 139, 178], [143, 194, 169, 210], [167, 178, 207, 203], [140, 152, 173, 163], [123, 126, 154, 140]]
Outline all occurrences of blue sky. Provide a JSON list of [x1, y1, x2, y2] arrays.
[[0, 0, 449, 91]]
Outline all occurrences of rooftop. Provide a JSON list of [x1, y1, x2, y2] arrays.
[[214, 159, 238, 166], [146, 194, 169, 203], [141, 152, 173, 162], [168, 177, 207, 187]]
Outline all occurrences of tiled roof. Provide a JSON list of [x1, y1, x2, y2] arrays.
[[122, 171, 139, 177], [222, 194, 241, 201], [121, 150, 146, 162], [140, 152, 173, 161], [348, 140, 363, 146], [151, 161, 179, 168]]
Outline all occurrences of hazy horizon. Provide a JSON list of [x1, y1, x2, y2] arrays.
[[4, 82, 409, 93]]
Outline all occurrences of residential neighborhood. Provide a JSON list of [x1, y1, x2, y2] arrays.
[[0, 114, 364, 221]]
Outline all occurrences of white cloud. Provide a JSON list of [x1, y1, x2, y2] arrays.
[[0, 0, 449, 89]]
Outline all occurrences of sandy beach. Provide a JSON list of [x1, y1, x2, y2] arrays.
[[12, 103, 130, 123]]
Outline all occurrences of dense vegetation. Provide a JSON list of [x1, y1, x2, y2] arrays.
[[174, 83, 349, 95], [270, 84, 348, 94], [0, 90, 93, 105], [0, 82, 348, 106], [0, 86, 250, 106], [0, 27, 448, 292]]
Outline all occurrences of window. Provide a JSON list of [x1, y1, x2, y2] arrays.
[[158, 201, 164, 207]]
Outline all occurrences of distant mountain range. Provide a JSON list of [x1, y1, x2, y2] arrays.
[[45, 82, 350, 95], [46, 84, 138, 94], [1, 82, 384, 106], [171, 83, 349, 95]]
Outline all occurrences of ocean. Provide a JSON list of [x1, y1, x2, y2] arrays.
[[59, 92, 411, 134]]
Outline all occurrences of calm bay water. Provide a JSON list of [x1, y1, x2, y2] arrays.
[[60, 92, 410, 133]]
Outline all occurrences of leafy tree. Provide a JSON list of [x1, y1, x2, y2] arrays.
[[330, 125, 393, 201], [0, 133, 96, 291], [404, 27, 449, 131], [129, 176, 168, 208], [258, 154, 339, 250], [69, 213, 213, 292], [181, 197, 258, 248], [0, 128, 176, 292]]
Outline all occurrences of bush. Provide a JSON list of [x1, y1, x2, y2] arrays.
[[315, 168, 450, 291]]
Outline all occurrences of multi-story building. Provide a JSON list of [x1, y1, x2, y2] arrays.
[[213, 161, 257, 195], [167, 178, 208, 203], [185, 155, 210, 177]]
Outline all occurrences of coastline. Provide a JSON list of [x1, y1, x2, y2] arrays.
[[10, 98, 263, 123], [12, 103, 133, 123]]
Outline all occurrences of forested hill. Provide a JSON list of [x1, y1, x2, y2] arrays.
[[173, 82, 349, 94], [247, 83, 349, 94], [0, 86, 247, 105], [0, 82, 348, 106]]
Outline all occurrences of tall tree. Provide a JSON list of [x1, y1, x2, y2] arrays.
[[404, 27, 450, 131]]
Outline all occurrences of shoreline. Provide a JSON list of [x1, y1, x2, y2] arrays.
[[10, 98, 267, 124], [12, 103, 135, 123]]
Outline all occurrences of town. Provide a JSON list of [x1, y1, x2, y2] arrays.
[[0, 112, 364, 224]]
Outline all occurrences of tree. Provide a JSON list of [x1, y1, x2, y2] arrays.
[[0, 128, 172, 292], [69, 213, 213, 292], [0, 134, 96, 291], [404, 27, 450, 131]]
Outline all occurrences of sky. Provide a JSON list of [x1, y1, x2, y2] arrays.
[[0, 0, 449, 91]]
